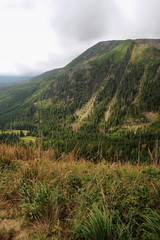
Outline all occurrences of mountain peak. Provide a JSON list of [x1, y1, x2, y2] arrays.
[[0, 39, 159, 131]]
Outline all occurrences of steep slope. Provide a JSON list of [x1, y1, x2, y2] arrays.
[[41, 39, 160, 129], [0, 39, 159, 131], [0, 68, 61, 128]]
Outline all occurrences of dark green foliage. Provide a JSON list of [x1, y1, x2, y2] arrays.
[[41, 120, 159, 163], [74, 206, 136, 240], [140, 62, 160, 111], [142, 209, 160, 240], [0, 39, 159, 161], [1, 39, 159, 129], [20, 130, 25, 137], [20, 182, 61, 222], [75, 207, 114, 240], [75, 206, 160, 240], [0, 132, 20, 145]]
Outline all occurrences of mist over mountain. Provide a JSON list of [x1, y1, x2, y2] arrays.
[[0, 75, 34, 86]]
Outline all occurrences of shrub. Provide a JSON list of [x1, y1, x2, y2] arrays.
[[142, 209, 160, 240], [74, 205, 134, 240], [20, 182, 60, 223]]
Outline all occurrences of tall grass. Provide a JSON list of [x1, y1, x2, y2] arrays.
[[20, 182, 60, 223], [75, 206, 113, 240], [142, 209, 160, 240], [0, 144, 160, 239], [75, 205, 134, 240], [0, 144, 55, 162]]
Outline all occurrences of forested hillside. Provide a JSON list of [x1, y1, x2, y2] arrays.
[[0, 39, 160, 240], [0, 39, 159, 162], [0, 75, 34, 86]]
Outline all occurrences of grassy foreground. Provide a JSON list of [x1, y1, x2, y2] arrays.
[[0, 145, 160, 240]]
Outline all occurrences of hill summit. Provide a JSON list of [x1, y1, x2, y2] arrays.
[[0, 39, 159, 129], [0, 39, 159, 160]]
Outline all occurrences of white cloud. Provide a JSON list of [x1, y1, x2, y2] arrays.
[[0, 0, 159, 75]]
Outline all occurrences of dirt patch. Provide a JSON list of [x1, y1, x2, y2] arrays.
[[71, 123, 81, 132], [0, 219, 29, 240], [144, 112, 159, 122], [105, 95, 116, 121], [76, 95, 96, 121], [0, 219, 21, 232]]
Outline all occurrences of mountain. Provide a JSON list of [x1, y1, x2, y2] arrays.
[[0, 75, 34, 86], [0, 39, 159, 160], [1, 39, 159, 127], [0, 69, 61, 129]]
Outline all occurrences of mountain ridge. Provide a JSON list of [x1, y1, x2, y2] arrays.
[[0, 75, 34, 86], [0, 39, 159, 132]]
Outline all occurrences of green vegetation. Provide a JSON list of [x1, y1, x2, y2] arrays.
[[41, 122, 160, 164], [0, 39, 159, 239], [0, 39, 159, 131], [0, 132, 20, 145], [0, 145, 160, 239], [0, 39, 159, 162], [75, 206, 134, 240]]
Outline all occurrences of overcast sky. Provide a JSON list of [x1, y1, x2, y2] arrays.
[[0, 0, 160, 76]]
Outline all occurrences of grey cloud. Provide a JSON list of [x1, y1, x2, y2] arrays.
[[6, 0, 160, 43], [4, 0, 160, 76], [51, 0, 121, 42], [13, 62, 41, 76], [134, 0, 160, 38], [14, 51, 72, 76], [43, 0, 160, 75]]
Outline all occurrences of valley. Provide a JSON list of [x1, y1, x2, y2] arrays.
[[0, 75, 34, 86], [0, 39, 160, 239]]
